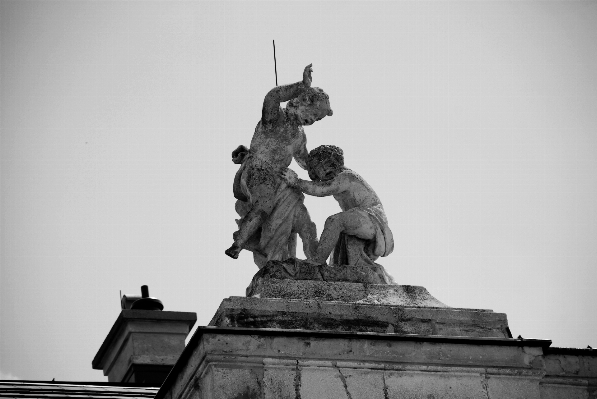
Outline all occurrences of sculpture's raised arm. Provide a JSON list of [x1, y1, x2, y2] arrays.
[[261, 64, 312, 125]]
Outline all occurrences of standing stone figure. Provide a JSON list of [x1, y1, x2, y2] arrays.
[[226, 64, 333, 267], [282, 145, 394, 267]]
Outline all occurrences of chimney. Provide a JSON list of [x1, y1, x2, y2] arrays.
[[92, 286, 197, 385]]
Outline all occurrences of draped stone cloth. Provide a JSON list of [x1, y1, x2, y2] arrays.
[[234, 155, 306, 268]]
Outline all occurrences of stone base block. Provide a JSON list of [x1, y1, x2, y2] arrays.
[[210, 296, 511, 337]]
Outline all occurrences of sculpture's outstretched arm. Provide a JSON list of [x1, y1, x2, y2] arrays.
[[298, 178, 345, 197], [262, 64, 312, 125], [282, 169, 348, 197]]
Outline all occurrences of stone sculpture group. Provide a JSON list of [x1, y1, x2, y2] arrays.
[[226, 64, 395, 284]]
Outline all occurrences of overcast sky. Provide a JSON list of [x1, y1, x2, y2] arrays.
[[1, 1, 596, 382]]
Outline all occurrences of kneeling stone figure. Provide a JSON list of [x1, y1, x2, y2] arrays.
[[282, 145, 394, 265]]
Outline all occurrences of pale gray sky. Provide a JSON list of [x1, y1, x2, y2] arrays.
[[1, 1, 596, 382]]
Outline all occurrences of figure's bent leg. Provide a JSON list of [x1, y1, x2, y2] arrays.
[[227, 168, 277, 260], [294, 204, 318, 260], [312, 210, 376, 264], [288, 232, 298, 259], [300, 222, 318, 260], [225, 208, 267, 259], [312, 214, 344, 264]]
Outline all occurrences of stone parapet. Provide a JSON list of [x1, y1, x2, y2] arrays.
[[155, 327, 593, 399]]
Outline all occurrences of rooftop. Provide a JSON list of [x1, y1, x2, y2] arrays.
[[0, 381, 158, 399]]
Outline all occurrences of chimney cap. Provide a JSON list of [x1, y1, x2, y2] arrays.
[[130, 285, 164, 311]]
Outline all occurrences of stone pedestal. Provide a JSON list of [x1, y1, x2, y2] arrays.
[[217, 278, 511, 337], [154, 279, 597, 399]]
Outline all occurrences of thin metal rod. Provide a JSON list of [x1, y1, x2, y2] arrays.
[[273, 40, 278, 86]]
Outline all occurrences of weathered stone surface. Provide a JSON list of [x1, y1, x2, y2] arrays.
[[539, 382, 593, 399], [383, 369, 490, 398], [210, 296, 510, 337], [247, 278, 448, 306], [541, 348, 597, 399], [485, 374, 543, 399], [544, 351, 597, 378], [263, 365, 296, 399], [210, 366, 263, 399], [155, 328, 597, 399], [234, 278, 511, 337], [327, 368, 386, 399]]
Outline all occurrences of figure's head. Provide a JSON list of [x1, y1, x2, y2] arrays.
[[286, 87, 333, 126], [307, 145, 344, 181]]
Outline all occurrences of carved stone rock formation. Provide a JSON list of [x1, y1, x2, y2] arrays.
[[246, 259, 395, 293]]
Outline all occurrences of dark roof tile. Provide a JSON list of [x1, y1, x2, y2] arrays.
[[0, 382, 157, 399]]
